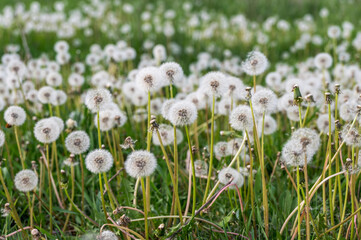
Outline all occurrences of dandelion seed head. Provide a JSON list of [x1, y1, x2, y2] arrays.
[[97, 230, 117, 240], [65, 131, 90, 154], [160, 62, 184, 84], [316, 114, 335, 133], [152, 124, 174, 146], [38, 86, 55, 104], [14, 169, 38, 192], [200, 71, 227, 97], [85, 88, 112, 112], [46, 71, 63, 86], [168, 100, 197, 126], [342, 124, 361, 147], [94, 110, 115, 131], [215, 141, 230, 159], [218, 167, 244, 189], [85, 149, 114, 174], [135, 66, 162, 92], [252, 89, 277, 114], [314, 53, 333, 69], [292, 128, 320, 155], [50, 90, 67, 106], [258, 115, 277, 135], [34, 118, 60, 143], [125, 150, 157, 178], [4, 106, 26, 126], [227, 138, 246, 156], [229, 105, 253, 131], [242, 51, 268, 76], [194, 160, 208, 177]]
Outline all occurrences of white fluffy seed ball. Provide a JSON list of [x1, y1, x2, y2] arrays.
[[125, 150, 157, 178], [4, 106, 26, 126], [218, 168, 244, 189], [85, 149, 114, 174], [229, 105, 253, 131], [85, 88, 112, 112], [65, 131, 90, 155], [14, 169, 38, 192], [34, 118, 60, 143], [168, 100, 197, 126]]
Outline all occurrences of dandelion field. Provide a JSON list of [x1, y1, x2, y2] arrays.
[[1, 0, 361, 239]]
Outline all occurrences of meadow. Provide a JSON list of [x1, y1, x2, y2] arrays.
[[1, 0, 361, 239]]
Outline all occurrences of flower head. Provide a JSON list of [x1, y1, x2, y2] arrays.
[[200, 71, 227, 97], [160, 62, 184, 84], [242, 51, 268, 76], [14, 170, 38, 192], [97, 230, 117, 240], [314, 53, 333, 69], [34, 118, 61, 143], [125, 150, 157, 178], [229, 105, 253, 131], [218, 168, 244, 189], [65, 131, 90, 155], [85, 89, 112, 112], [85, 149, 114, 174], [38, 86, 55, 104], [152, 124, 174, 146], [135, 67, 162, 92], [4, 106, 26, 126], [251, 89, 277, 114], [168, 100, 197, 126]]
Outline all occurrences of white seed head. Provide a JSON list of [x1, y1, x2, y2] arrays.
[[168, 100, 197, 126], [251, 89, 277, 114], [38, 86, 55, 104], [14, 170, 38, 192], [94, 110, 115, 132], [218, 168, 244, 189], [50, 116, 64, 132], [50, 90, 67, 106], [34, 118, 60, 143], [159, 62, 184, 84], [229, 105, 253, 131], [194, 160, 208, 177], [227, 138, 246, 156], [282, 139, 313, 166], [161, 99, 176, 120], [85, 88, 112, 112], [125, 150, 157, 178], [65, 131, 90, 154], [200, 71, 227, 97], [316, 114, 335, 133], [97, 230, 117, 240], [291, 128, 320, 155], [4, 106, 26, 126], [341, 124, 361, 147], [135, 66, 162, 92], [85, 149, 114, 174], [153, 124, 174, 146], [242, 51, 268, 76], [314, 53, 333, 69], [0, 130, 4, 147], [46, 71, 63, 86], [215, 141, 230, 159], [258, 115, 277, 135]]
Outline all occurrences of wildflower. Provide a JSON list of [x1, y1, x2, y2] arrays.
[[34, 118, 60, 143], [50, 90, 67, 106], [194, 160, 208, 177], [185, 92, 206, 110], [125, 150, 157, 178], [38, 86, 55, 104], [65, 131, 90, 154], [85, 149, 114, 174], [85, 89, 112, 112], [14, 169, 38, 192], [218, 97, 236, 116], [214, 141, 230, 159], [316, 114, 335, 133], [50, 116, 65, 132], [153, 44, 167, 63], [168, 100, 198, 126], [46, 71, 63, 86], [152, 124, 174, 146], [1, 203, 11, 217], [135, 67, 162, 92], [97, 230, 117, 240], [314, 53, 333, 70], [227, 138, 246, 156], [265, 72, 282, 90], [328, 25, 341, 39], [159, 62, 184, 84], [252, 89, 278, 114], [341, 124, 361, 147], [4, 106, 26, 126], [282, 139, 313, 166], [229, 105, 253, 131], [0, 130, 4, 147], [200, 71, 227, 97], [218, 167, 244, 189], [226, 76, 246, 100], [242, 51, 268, 76], [291, 128, 320, 155], [68, 73, 85, 87], [94, 110, 115, 131], [258, 115, 277, 135]]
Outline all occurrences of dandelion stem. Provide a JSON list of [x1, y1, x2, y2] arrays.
[[203, 94, 215, 205], [97, 110, 102, 148], [14, 126, 25, 169], [141, 178, 149, 240], [99, 173, 108, 220], [185, 125, 196, 216]]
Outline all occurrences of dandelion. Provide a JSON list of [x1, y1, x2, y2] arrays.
[[65, 131, 90, 155], [125, 150, 157, 178], [282, 139, 313, 166], [314, 53, 333, 70], [114, 110, 127, 127], [0, 130, 4, 147], [97, 230, 117, 240], [242, 51, 268, 76], [153, 44, 167, 64], [229, 105, 253, 131], [168, 100, 198, 126], [317, 114, 335, 133], [85, 149, 114, 174], [218, 97, 236, 116], [135, 67, 162, 93], [218, 167, 244, 189], [251, 89, 278, 114], [258, 115, 277, 135], [160, 62, 184, 84], [200, 71, 227, 97], [291, 128, 320, 155], [50, 116, 65, 132], [46, 71, 63, 86], [85, 89, 112, 112], [194, 160, 208, 177], [34, 118, 60, 143], [341, 124, 361, 147], [265, 72, 282, 90], [68, 73, 85, 87], [152, 124, 174, 146], [50, 90, 67, 106], [4, 106, 26, 126], [38, 86, 55, 104], [226, 76, 246, 100], [14, 169, 38, 192], [214, 141, 230, 159], [161, 99, 176, 120], [94, 110, 115, 131], [328, 25, 341, 39], [227, 138, 246, 156]]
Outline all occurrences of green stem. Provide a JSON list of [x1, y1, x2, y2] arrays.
[[141, 178, 149, 240], [185, 125, 196, 216], [99, 173, 108, 220], [14, 126, 25, 169]]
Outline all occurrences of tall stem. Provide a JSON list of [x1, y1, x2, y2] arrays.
[[185, 125, 196, 216], [14, 126, 25, 169], [141, 178, 149, 240], [46, 144, 53, 232], [203, 94, 215, 204], [297, 165, 301, 240], [99, 173, 108, 220]]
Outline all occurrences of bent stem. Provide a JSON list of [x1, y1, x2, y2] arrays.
[[203, 94, 215, 205]]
